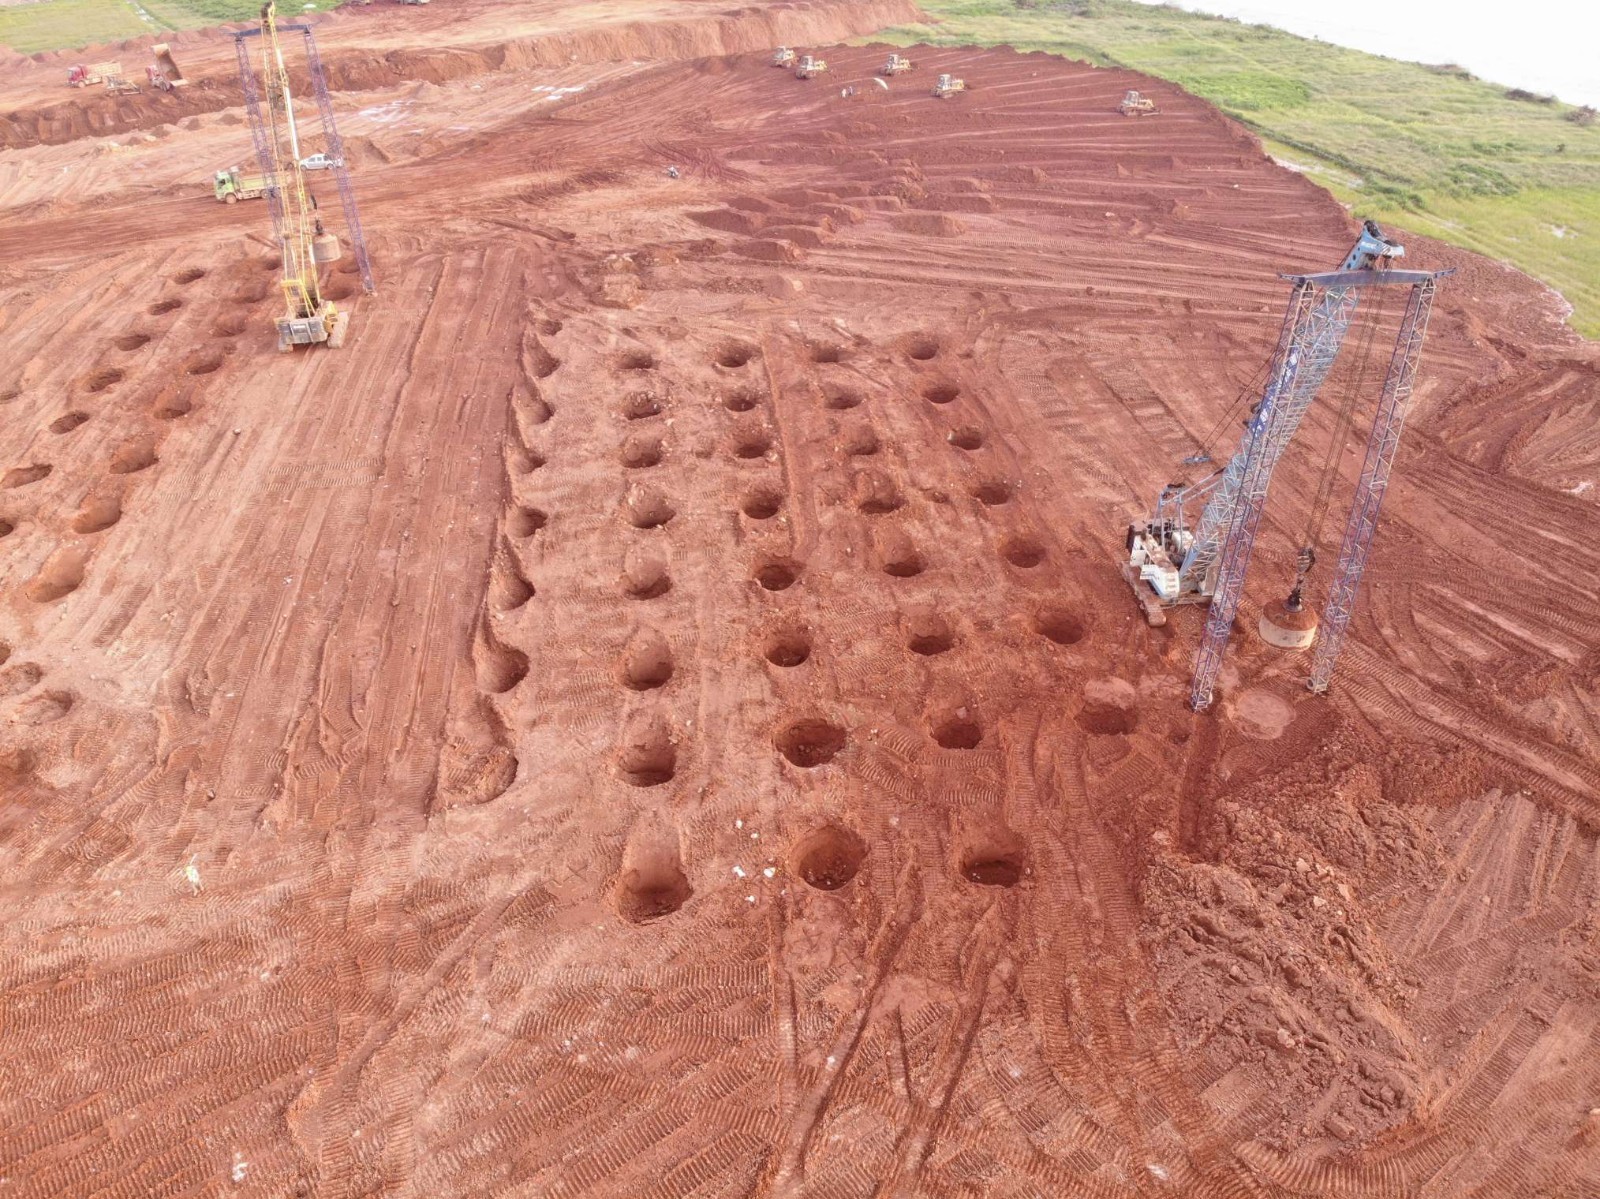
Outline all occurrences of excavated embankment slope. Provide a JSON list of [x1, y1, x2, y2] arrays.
[[0, 0, 923, 149]]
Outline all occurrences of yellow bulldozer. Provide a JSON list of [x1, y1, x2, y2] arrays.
[[1119, 89, 1158, 116], [794, 55, 827, 80], [932, 73, 965, 99], [881, 53, 913, 75], [771, 47, 796, 68]]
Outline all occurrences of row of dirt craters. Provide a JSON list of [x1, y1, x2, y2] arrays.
[[0, 642, 76, 726], [613, 815, 1026, 924]]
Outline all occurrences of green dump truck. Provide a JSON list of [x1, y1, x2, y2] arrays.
[[213, 167, 270, 204]]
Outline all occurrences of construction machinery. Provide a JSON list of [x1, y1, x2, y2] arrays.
[[1118, 89, 1157, 116], [147, 44, 186, 91], [932, 73, 966, 99], [104, 71, 140, 95], [881, 53, 913, 75], [213, 167, 271, 203], [234, 1, 362, 350], [67, 61, 119, 87], [771, 47, 796, 68], [1122, 221, 1449, 707], [794, 55, 827, 80]]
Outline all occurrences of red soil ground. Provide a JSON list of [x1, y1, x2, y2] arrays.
[[2, 2, 1598, 1195]]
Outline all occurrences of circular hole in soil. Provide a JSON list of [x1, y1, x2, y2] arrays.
[[931, 714, 983, 750], [960, 838, 1025, 888], [856, 483, 904, 515], [775, 718, 846, 768], [50, 412, 89, 435], [843, 425, 880, 456], [723, 387, 761, 413], [148, 298, 183, 316], [732, 429, 773, 460], [905, 335, 940, 361], [0, 389, 20, 403], [623, 392, 663, 420], [538, 317, 563, 336], [618, 349, 657, 371], [923, 381, 960, 405], [972, 480, 1013, 506], [323, 282, 355, 302], [212, 315, 248, 338], [113, 332, 151, 352], [907, 612, 955, 655], [2, 464, 52, 489], [715, 341, 759, 369], [186, 354, 224, 376], [1001, 536, 1046, 569], [154, 392, 192, 420], [617, 724, 676, 787], [792, 825, 866, 890], [84, 367, 125, 393], [510, 506, 547, 537], [0, 519, 13, 538], [881, 538, 925, 578], [1034, 607, 1086, 646], [741, 486, 783, 520], [621, 434, 664, 469], [622, 553, 671, 600], [1075, 704, 1138, 736], [824, 385, 862, 410], [615, 851, 692, 923], [810, 342, 846, 364], [764, 629, 812, 667], [172, 267, 206, 284], [755, 559, 800, 591], [948, 426, 984, 451], [625, 490, 676, 529], [111, 437, 160, 475], [260, 255, 283, 272], [622, 636, 674, 691], [71, 493, 121, 534]]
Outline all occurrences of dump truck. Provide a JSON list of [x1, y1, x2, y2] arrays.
[[147, 44, 186, 91], [214, 167, 271, 204], [67, 61, 120, 87]]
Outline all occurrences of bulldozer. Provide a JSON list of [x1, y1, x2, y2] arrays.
[[794, 55, 827, 80], [1118, 89, 1158, 116], [104, 71, 140, 95], [932, 73, 965, 99], [881, 53, 913, 75], [771, 46, 796, 68]]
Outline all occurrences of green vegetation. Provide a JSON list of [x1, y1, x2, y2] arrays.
[[0, 0, 311, 54], [0, 0, 164, 52], [876, 0, 1600, 337]]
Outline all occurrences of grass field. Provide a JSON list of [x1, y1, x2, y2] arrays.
[[0, 0, 308, 54], [876, 0, 1600, 338]]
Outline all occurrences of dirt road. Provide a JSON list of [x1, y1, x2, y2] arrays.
[[2, 3, 1598, 1196]]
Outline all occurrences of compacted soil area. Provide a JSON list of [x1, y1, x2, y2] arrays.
[[2, 2, 1598, 1195]]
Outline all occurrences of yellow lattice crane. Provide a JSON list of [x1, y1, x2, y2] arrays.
[[256, 1, 347, 350]]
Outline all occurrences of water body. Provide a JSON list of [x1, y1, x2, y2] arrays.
[[1134, 0, 1600, 107]]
